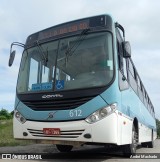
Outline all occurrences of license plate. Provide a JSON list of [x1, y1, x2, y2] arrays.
[[43, 128, 60, 135]]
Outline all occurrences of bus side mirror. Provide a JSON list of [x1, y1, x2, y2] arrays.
[[8, 42, 25, 67], [8, 50, 16, 67], [123, 41, 131, 58]]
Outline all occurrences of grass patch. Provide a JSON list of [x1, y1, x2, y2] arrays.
[[0, 120, 35, 146]]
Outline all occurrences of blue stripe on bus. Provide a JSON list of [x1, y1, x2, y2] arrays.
[[15, 95, 108, 121]]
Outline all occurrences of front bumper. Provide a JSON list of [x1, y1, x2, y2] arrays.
[[14, 112, 118, 144]]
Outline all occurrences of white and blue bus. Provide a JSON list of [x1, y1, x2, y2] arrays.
[[9, 14, 157, 155]]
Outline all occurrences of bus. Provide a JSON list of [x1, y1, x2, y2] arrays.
[[9, 14, 157, 155]]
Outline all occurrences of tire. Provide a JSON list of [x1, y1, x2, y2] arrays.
[[123, 125, 138, 156], [148, 131, 154, 148], [141, 140, 154, 148], [147, 140, 154, 148], [141, 142, 148, 147], [56, 145, 73, 152]]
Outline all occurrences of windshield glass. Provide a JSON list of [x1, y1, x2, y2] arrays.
[[17, 32, 113, 93]]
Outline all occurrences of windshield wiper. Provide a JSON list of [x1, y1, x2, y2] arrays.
[[35, 40, 48, 65], [65, 28, 90, 56], [35, 40, 49, 74]]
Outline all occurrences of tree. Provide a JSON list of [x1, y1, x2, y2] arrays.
[[0, 108, 12, 120], [156, 119, 160, 138]]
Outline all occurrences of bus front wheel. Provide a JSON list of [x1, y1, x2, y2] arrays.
[[56, 145, 73, 152], [123, 125, 138, 156]]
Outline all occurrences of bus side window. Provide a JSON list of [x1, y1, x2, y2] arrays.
[[144, 92, 148, 108], [137, 76, 143, 102], [128, 60, 138, 93]]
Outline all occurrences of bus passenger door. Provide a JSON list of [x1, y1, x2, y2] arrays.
[[118, 52, 133, 145], [118, 58, 130, 116], [116, 29, 130, 116], [117, 30, 133, 144]]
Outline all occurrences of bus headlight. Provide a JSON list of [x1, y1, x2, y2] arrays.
[[85, 103, 117, 124], [15, 110, 26, 124]]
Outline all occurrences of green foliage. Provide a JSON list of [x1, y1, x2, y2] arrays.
[[10, 110, 14, 116], [0, 108, 35, 146], [0, 115, 7, 120], [0, 120, 34, 146], [156, 119, 160, 138], [0, 108, 13, 120]]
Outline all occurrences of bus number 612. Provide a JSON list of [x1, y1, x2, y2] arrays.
[[69, 110, 82, 117]]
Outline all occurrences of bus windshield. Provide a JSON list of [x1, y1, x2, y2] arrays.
[[17, 32, 113, 93]]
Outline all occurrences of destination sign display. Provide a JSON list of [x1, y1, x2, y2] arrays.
[[26, 15, 112, 46], [38, 21, 89, 40]]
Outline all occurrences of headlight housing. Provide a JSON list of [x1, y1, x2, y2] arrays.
[[85, 103, 117, 124], [15, 110, 26, 124]]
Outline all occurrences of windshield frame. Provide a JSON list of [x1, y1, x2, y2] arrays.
[[16, 30, 115, 94]]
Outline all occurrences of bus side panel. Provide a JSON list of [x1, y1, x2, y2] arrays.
[[139, 123, 152, 143], [121, 84, 156, 144], [92, 112, 118, 144], [121, 87, 141, 123], [117, 112, 133, 145], [138, 100, 157, 143], [13, 116, 23, 139]]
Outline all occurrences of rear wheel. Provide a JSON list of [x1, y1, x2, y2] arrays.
[[141, 142, 148, 147], [56, 145, 73, 152], [141, 140, 154, 148], [123, 125, 138, 156], [141, 141, 154, 148], [147, 140, 154, 148]]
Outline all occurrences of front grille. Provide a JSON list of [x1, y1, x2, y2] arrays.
[[27, 128, 85, 138], [23, 95, 95, 111]]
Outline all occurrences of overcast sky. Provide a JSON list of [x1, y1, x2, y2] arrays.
[[0, 0, 160, 120]]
